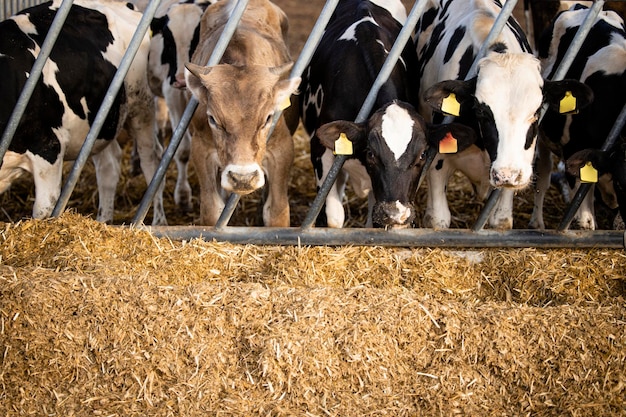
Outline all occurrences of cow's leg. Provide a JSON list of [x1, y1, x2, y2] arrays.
[[489, 188, 514, 229], [262, 131, 294, 227], [529, 139, 552, 229], [31, 156, 64, 219], [572, 182, 596, 230], [424, 156, 453, 229], [91, 140, 122, 224], [191, 134, 224, 225], [164, 87, 193, 213], [127, 112, 168, 226], [320, 148, 348, 228]]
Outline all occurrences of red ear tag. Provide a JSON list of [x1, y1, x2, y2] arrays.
[[439, 132, 458, 154]]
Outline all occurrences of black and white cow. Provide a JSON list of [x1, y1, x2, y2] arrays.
[[314, 100, 477, 228], [414, 0, 592, 229], [531, 4, 626, 230], [300, 0, 424, 228], [147, 0, 213, 213], [0, 0, 167, 225]]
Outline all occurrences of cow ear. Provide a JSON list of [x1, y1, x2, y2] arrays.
[[273, 77, 301, 111], [423, 78, 477, 116], [315, 120, 367, 156], [185, 63, 212, 102], [566, 149, 609, 177], [426, 122, 477, 153], [543, 79, 594, 114]]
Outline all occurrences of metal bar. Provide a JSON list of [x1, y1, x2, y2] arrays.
[[213, 0, 341, 230], [472, 0, 605, 231], [558, 101, 626, 231], [300, 0, 432, 230], [132, 0, 251, 225], [50, 0, 162, 218], [0, 0, 75, 169], [144, 226, 625, 248]]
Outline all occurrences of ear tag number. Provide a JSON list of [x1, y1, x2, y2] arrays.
[[439, 132, 458, 154], [280, 96, 291, 111], [580, 162, 598, 183], [441, 93, 461, 117], [334, 132, 353, 155], [559, 91, 577, 114]]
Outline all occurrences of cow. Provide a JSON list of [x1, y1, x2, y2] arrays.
[[299, 0, 423, 228], [184, 0, 300, 226], [531, 4, 626, 230], [414, 0, 592, 229], [313, 100, 477, 228], [0, 0, 167, 225], [147, 0, 213, 213]]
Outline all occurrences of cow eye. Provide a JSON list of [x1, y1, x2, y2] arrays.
[[208, 115, 220, 129], [264, 113, 274, 128]]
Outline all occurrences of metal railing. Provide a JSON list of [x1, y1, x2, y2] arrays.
[[1, 0, 624, 247]]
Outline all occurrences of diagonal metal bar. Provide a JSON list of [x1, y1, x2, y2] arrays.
[[131, 0, 251, 225], [0, 0, 75, 169], [51, 0, 162, 218], [558, 101, 626, 231], [213, 0, 341, 230], [472, 0, 605, 232], [300, 0, 432, 230]]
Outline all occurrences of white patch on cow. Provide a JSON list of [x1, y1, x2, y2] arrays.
[[11, 14, 37, 35], [474, 52, 543, 187], [389, 201, 411, 224], [369, 0, 407, 24], [381, 103, 414, 161], [339, 17, 378, 42], [581, 38, 626, 80], [375, 39, 406, 69]]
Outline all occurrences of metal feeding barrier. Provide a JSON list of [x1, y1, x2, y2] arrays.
[[1, 0, 625, 248]]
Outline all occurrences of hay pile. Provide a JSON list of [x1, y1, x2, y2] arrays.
[[1, 213, 625, 416]]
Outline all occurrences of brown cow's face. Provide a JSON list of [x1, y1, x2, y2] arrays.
[[185, 62, 300, 194]]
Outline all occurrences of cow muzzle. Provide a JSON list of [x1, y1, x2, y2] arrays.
[[372, 201, 415, 229], [490, 167, 530, 189], [221, 164, 265, 194]]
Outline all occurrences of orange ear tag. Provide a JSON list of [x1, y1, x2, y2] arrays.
[[441, 93, 461, 117], [580, 161, 598, 183], [439, 132, 458, 154], [559, 91, 577, 114], [334, 132, 353, 155]]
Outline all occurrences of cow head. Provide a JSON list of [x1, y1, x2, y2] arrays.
[[424, 50, 593, 189], [185, 62, 300, 194], [315, 101, 476, 229]]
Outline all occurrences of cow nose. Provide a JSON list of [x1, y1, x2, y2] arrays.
[[491, 168, 526, 188], [373, 201, 414, 229], [173, 73, 187, 89], [222, 164, 265, 194]]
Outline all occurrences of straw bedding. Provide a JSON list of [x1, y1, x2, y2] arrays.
[[1, 213, 625, 416]]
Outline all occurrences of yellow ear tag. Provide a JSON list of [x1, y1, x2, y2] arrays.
[[559, 91, 577, 114], [439, 132, 458, 154], [580, 161, 598, 183], [280, 96, 291, 111], [441, 93, 461, 117], [334, 132, 353, 155]]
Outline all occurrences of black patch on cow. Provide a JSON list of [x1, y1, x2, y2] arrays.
[[435, 159, 444, 170], [474, 102, 499, 161], [1, 2, 125, 164], [444, 26, 466, 64], [490, 42, 507, 54], [456, 45, 475, 80]]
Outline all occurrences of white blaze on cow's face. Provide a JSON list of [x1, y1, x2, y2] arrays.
[[474, 52, 543, 188], [381, 102, 415, 162], [185, 62, 300, 194]]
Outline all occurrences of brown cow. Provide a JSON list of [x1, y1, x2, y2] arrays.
[[185, 0, 300, 226]]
